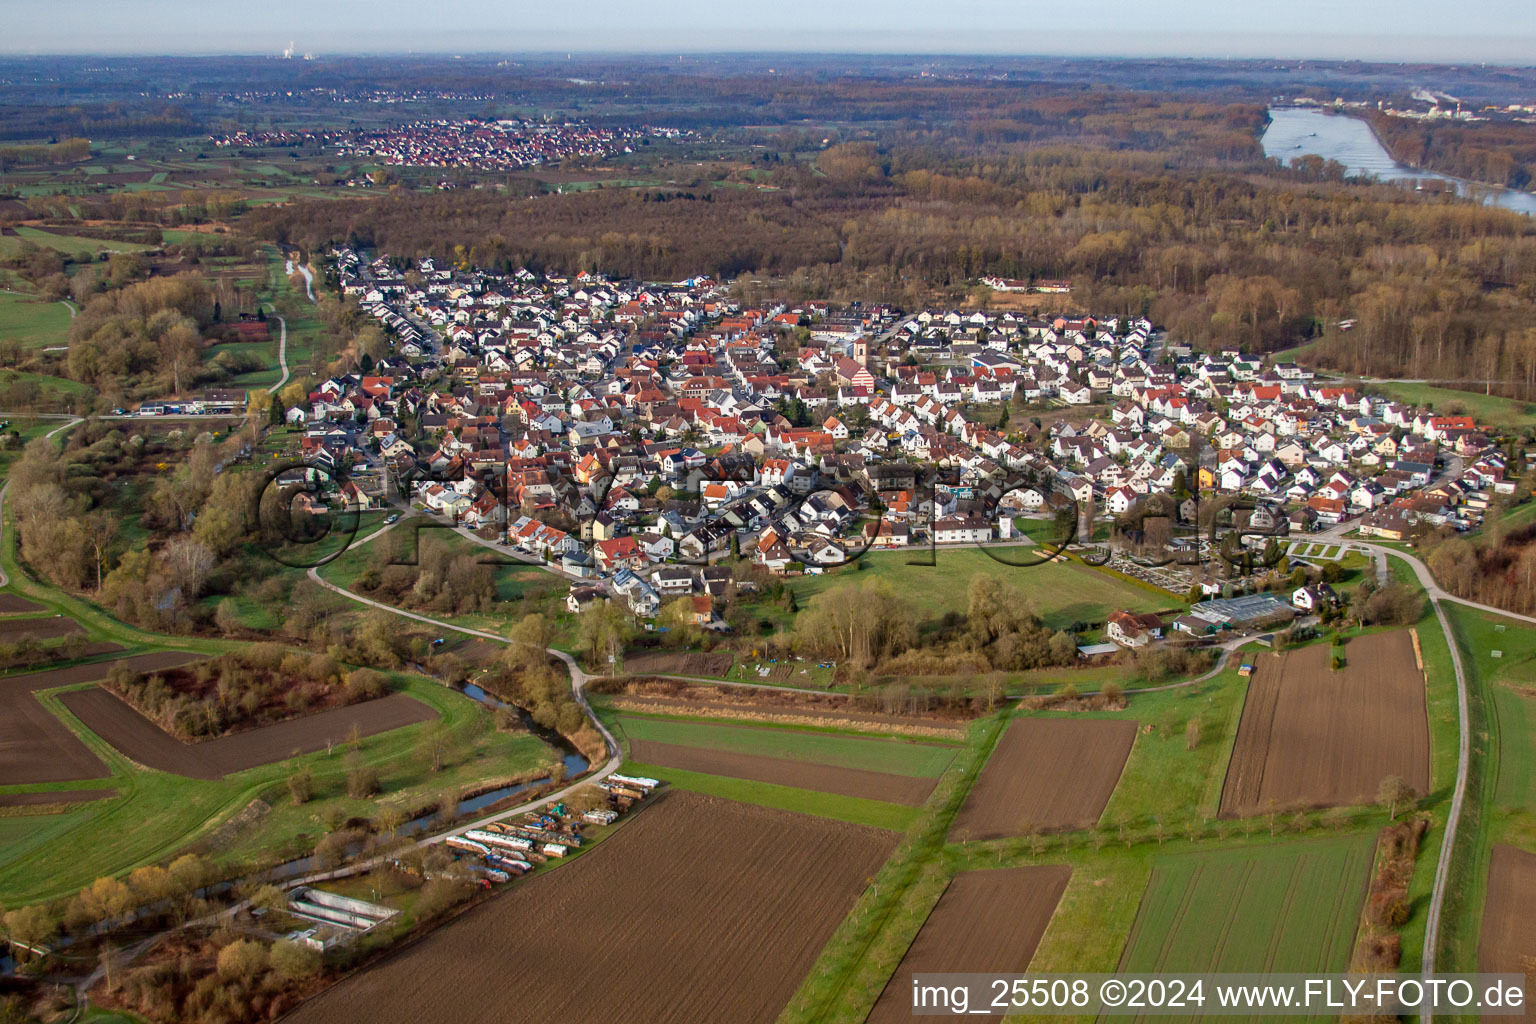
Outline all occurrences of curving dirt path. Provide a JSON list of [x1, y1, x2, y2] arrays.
[[266, 314, 289, 395]]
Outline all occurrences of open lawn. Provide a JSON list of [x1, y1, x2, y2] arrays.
[[0, 369, 93, 408], [789, 548, 1167, 630], [0, 291, 71, 350], [1117, 835, 1374, 974], [1358, 379, 1536, 428], [1436, 603, 1536, 976], [317, 524, 564, 638], [0, 226, 157, 259]]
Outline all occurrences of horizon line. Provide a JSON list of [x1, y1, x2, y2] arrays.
[[0, 46, 1533, 68]]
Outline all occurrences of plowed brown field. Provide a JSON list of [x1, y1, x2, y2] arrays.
[[0, 595, 44, 613], [1219, 630, 1430, 817], [627, 738, 936, 805], [0, 616, 83, 641], [1479, 845, 1536, 1022], [624, 650, 735, 677], [0, 652, 200, 785], [59, 689, 437, 779], [950, 718, 1137, 840], [865, 865, 1072, 1023], [284, 791, 895, 1024], [607, 694, 967, 736], [0, 788, 115, 806]]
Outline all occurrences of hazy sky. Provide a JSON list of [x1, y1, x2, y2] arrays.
[[4, 0, 1535, 61]]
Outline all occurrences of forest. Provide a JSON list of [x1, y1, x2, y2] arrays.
[[1369, 111, 1536, 192]]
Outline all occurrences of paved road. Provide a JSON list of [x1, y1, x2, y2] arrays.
[[1356, 541, 1468, 994]]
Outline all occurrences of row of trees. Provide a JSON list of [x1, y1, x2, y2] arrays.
[[104, 647, 388, 741], [790, 574, 1080, 674], [352, 532, 499, 618], [1422, 515, 1536, 616]]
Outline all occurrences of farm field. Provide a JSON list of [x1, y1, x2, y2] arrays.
[[1219, 630, 1430, 817], [617, 712, 956, 808], [950, 717, 1137, 840], [0, 615, 85, 640], [60, 688, 438, 779], [0, 369, 93, 408], [0, 651, 199, 786], [864, 865, 1071, 1024], [283, 791, 896, 1024], [626, 740, 937, 805], [0, 594, 44, 613], [1117, 836, 1374, 974], [596, 691, 970, 737], [616, 715, 960, 776], [0, 788, 115, 807], [788, 548, 1167, 630], [1437, 604, 1536, 977], [1478, 845, 1536, 998], [0, 663, 556, 903], [0, 226, 157, 259]]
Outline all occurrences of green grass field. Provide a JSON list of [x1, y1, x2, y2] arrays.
[[1094, 667, 1248, 826], [0, 291, 71, 349], [622, 761, 920, 831], [0, 368, 93, 407], [1117, 835, 1374, 973], [789, 548, 1167, 630], [317, 524, 562, 638], [1360, 380, 1536, 427], [0, 226, 157, 259], [612, 714, 959, 777], [1434, 603, 1536, 975]]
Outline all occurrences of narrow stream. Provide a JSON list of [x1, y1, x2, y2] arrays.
[[265, 678, 592, 875]]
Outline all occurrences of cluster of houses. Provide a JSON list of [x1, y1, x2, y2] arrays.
[[156, 249, 1520, 628], [213, 120, 687, 172]]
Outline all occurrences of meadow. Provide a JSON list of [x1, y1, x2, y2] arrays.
[[1116, 836, 1375, 974], [789, 548, 1168, 629], [0, 290, 71, 350]]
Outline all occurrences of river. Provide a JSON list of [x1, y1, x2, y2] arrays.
[[1262, 106, 1536, 217]]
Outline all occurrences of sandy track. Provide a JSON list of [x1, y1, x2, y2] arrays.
[[628, 738, 937, 806], [950, 718, 1137, 840], [60, 689, 437, 780]]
